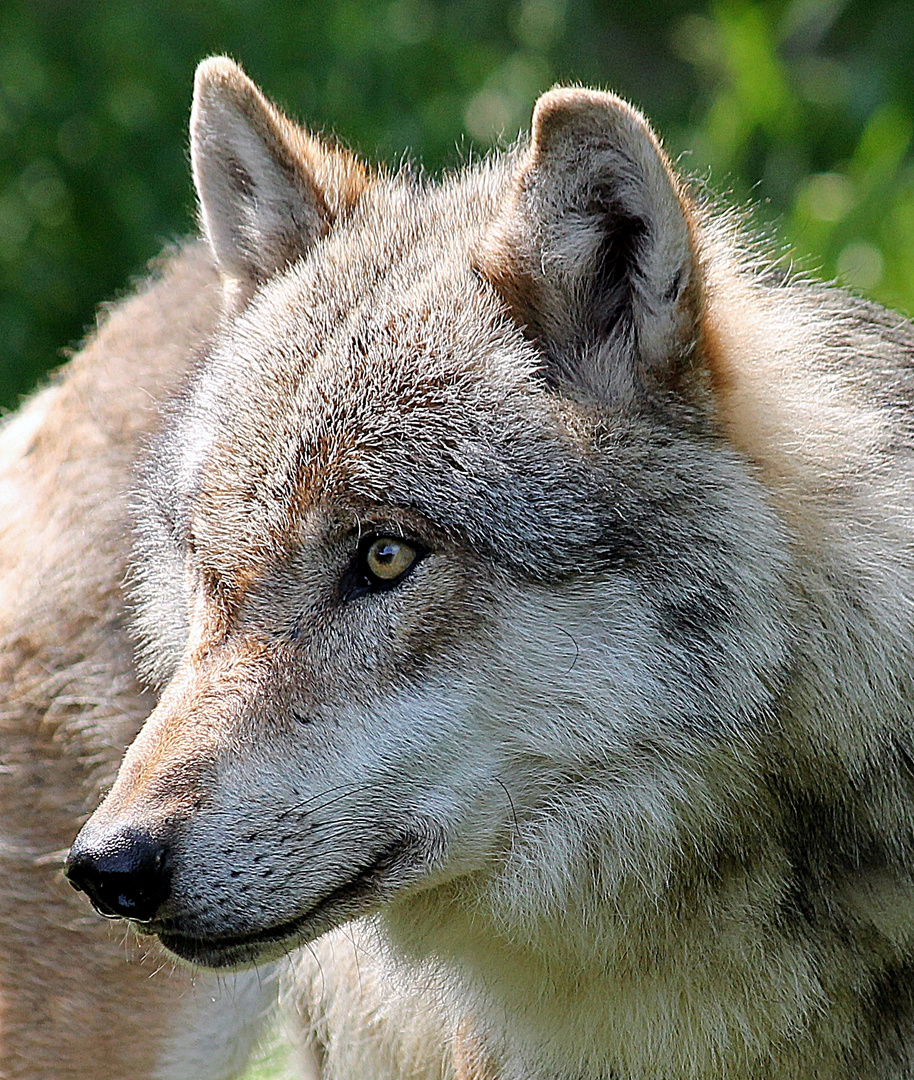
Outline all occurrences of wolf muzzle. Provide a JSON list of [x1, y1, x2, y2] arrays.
[[65, 825, 172, 923]]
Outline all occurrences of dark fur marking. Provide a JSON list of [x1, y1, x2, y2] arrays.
[[860, 958, 914, 1073], [659, 582, 732, 650], [663, 268, 684, 303], [224, 154, 256, 199], [587, 198, 646, 342], [590, 519, 648, 572], [767, 780, 897, 932]]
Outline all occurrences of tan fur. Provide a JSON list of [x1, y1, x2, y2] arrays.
[[453, 1021, 498, 1080], [0, 247, 280, 1077]]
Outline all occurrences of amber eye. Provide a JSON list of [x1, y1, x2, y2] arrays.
[[364, 537, 419, 583], [340, 533, 428, 602]]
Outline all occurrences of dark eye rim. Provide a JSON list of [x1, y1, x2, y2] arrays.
[[339, 533, 429, 602]]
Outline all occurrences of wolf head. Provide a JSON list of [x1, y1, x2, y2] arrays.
[[67, 59, 789, 973]]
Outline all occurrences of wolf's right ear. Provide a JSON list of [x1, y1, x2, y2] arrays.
[[478, 88, 703, 408], [191, 57, 368, 304]]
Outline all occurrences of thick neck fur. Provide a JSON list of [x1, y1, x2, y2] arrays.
[[373, 233, 914, 1080]]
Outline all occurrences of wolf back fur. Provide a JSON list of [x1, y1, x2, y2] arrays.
[[5, 57, 914, 1079]]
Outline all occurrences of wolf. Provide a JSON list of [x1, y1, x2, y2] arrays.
[[3, 55, 914, 1079]]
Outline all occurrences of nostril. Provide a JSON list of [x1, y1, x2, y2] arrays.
[[65, 828, 172, 923]]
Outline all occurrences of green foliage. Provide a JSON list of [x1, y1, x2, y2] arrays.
[[1, 0, 912, 410], [674, 0, 914, 310], [242, 1044, 296, 1080]]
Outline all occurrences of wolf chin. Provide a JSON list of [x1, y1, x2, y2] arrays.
[[2, 56, 913, 1080]]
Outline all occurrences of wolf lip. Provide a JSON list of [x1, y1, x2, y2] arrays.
[[158, 910, 321, 968], [155, 839, 407, 968]]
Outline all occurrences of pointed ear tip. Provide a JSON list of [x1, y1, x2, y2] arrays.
[[193, 56, 252, 102], [531, 86, 652, 141]]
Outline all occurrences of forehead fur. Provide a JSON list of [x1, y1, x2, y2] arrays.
[[166, 158, 616, 581]]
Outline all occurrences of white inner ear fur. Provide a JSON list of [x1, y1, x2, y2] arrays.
[[190, 57, 326, 295]]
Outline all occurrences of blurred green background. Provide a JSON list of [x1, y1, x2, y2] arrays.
[[1, 0, 913, 411]]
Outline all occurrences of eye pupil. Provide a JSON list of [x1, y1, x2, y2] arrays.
[[363, 536, 419, 585]]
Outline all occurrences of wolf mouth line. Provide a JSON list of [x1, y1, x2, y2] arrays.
[[157, 837, 409, 967]]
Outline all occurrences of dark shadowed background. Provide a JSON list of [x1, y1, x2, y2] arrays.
[[2, 0, 913, 411]]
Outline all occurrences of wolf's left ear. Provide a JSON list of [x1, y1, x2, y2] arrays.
[[478, 88, 702, 406], [191, 57, 368, 302]]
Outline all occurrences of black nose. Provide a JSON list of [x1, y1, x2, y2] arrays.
[[65, 827, 172, 922]]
